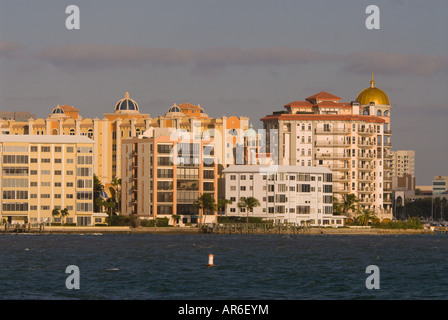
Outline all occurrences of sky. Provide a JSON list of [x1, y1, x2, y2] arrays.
[[0, 0, 446, 185]]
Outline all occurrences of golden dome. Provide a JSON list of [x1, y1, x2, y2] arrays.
[[356, 73, 390, 105]]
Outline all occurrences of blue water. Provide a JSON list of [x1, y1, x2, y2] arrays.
[[1, 234, 447, 300]]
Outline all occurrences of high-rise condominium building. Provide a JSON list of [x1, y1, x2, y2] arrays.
[[261, 75, 393, 220], [0, 135, 95, 225], [121, 128, 218, 226]]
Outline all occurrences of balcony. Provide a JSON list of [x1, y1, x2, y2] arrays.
[[358, 128, 376, 136], [316, 153, 350, 160], [358, 141, 376, 148], [358, 153, 375, 160], [358, 165, 375, 171], [333, 175, 350, 182], [315, 128, 351, 135], [359, 198, 375, 204], [358, 187, 375, 193], [333, 186, 351, 193], [358, 175, 375, 182], [315, 140, 350, 147], [328, 164, 351, 171], [384, 130, 392, 135]]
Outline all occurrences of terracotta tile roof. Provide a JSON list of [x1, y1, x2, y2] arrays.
[[284, 101, 314, 108], [59, 105, 79, 112], [260, 113, 386, 123], [178, 103, 200, 110], [316, 101, 352, 108], [305, 91, 342, 102]]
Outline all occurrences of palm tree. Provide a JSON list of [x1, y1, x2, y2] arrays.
[[109, 177, 122, 214], [217, 198, 233, 216], [356, 209, 378, 226], [333, 197, 343, 215], [342, 194, 359, 219], [193, 193, 217, 224], [52, 208, 60, 225], [171, 214, 180, 227], [237, 197, 261, 223], [60, 208, 70, 225], [93, 174, 105, 213]]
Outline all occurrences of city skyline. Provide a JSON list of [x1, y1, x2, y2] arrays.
[[0, 0, 447, 185]]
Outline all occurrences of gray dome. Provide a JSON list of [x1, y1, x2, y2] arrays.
[[114, 92, 140, 112]]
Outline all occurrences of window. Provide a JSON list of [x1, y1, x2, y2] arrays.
[[41, 146, 50, 152]]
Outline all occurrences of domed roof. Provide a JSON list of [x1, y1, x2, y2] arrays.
[[114, 92, 140, 113], [52, 105, 65, 114], [356, 73, 390, 105], [244, 124, 257, 138], [167, 104, 182, 113]]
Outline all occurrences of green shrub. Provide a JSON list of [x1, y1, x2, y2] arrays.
[[217, 216, 272, 224], [140, 218, 170, 227], [372, 217, 423, 230]]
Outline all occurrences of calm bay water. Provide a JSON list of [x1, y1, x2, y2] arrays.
[[1, 233, 448, 300]]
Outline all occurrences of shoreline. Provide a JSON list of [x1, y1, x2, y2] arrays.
[[0, 226, 436, 235]]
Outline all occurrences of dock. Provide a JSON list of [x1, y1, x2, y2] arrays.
[[2, 223, 45, 233], [434, 226, 448, 235], [199, 223, 310, 235]]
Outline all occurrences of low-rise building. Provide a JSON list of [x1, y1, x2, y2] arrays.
[[223, 165, 345, 226], [0, 135, 95, 225]]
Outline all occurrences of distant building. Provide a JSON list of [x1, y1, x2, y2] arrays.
[[0, 111, 36, 122], [0, 135, 95, 225], [433, 176, 448, 195], [391, 150, 415, 177], [223, 165, 345, 226]]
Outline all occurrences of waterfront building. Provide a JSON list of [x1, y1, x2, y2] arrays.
[[433, 176, 448, 195], [121, 128, 218, 226], [260, 74, 393, 220], [0, 95, 249, 199], [223, 165, 345, 226], [0, 135, 96, 225]]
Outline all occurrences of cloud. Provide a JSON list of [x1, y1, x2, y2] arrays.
[[30, 43, 448, 77], [344, 52, 448, 76], [37, 44, 193, 71], [36, 44, 341, 73], [0, 39, 23, 59]]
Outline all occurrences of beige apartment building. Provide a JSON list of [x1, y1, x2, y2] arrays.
[[391, 150, 415, 177], [0, 135, 95, 225], [121, 128, 218, 226], [261, 75, 393, 220]]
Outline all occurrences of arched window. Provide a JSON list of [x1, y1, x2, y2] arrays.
[[70, 129, 75, 136], [384, 110, 389, 117], [363, 107, 370, 115], [228, 129, 238, 136], [377, 110, 382, 116], [88, 129, 93, 139]]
